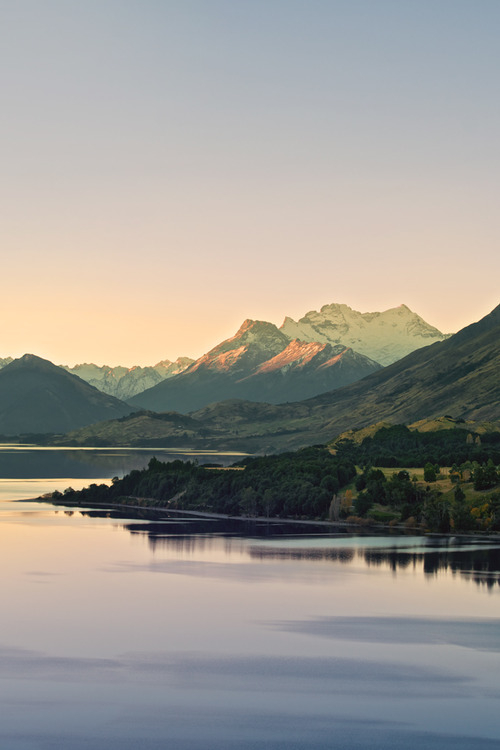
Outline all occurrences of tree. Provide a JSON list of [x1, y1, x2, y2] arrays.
[[262, 489, 275, 518], [355, 492, 373, 517], [424, 492, 450, 532], [329, 494, 340, 521], [473, 461, 499, 491], [239, 487, 258, 517], [451, 484, 474, 532], [424, 463, 437, 483]]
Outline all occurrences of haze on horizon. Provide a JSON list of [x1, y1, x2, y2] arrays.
[[1, 0, 499, 367]]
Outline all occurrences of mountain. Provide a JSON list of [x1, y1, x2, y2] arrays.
[[128, 302, 447, 412], [280, 303, 449, 365], [129, 319, 381, 412], [0, 354, 134, 435], [63, 357, 194, 400], [228, 300, 500, 449], [58, 303, 500, 451]]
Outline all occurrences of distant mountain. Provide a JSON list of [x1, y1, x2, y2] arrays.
[[280, 303, 449, 366], [129, 319, 381, 412], [58, 303, 500, 451], [0, 354, 134, 435], [62, 358, 194, 400]]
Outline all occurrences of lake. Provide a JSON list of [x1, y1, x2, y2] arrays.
[[0, 447, 499, 749]]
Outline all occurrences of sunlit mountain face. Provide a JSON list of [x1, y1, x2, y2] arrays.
[[128, 318, 382, 413]]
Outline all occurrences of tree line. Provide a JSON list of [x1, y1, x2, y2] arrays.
[[55, 446, 356, 520], [334, 424, 500, 467]]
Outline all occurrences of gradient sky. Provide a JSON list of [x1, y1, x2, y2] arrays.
[[1, 0, 499, 366]]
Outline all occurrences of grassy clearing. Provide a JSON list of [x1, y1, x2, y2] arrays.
[[361, 465, 498, 531]]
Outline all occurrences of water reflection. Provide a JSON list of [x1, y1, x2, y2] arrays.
[[69, 506, 500, 589], [251, 541, 500, 588], [1, 483, 500, 748], [364, 545, 500, 587]]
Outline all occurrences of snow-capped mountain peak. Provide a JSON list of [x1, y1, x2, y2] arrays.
[[280, 303, 449, 366]]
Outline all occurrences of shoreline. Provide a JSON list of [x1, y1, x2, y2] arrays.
[[23, 494, 500, 541]]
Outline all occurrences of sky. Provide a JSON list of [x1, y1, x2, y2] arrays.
[[1, 0, 499, 366]]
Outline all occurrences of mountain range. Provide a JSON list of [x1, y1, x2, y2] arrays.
[[129, 303, 447, 412], [0, 303, 448, 405], [58, 302, 500, 451], [0, 301, 457, 439]]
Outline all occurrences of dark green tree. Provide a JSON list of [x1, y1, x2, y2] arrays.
[[451, 484, 474, 532], [424, 463, 437, 483]]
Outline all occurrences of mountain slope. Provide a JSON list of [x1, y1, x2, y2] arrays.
[[129, 320, 381, 412], [0, 354, 134, 435], [235, 340, 381, 403], [280, 303, 449, 365]]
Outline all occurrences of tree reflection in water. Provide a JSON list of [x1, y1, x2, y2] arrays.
[[74, 506, 500, 589], [73, 509, 500, 589]]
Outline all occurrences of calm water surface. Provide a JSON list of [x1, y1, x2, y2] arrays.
[[0, 448, 499, 749]]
